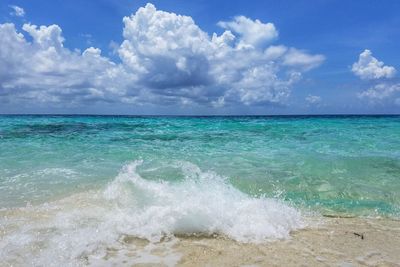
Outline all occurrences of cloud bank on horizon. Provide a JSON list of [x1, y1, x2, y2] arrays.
[[0, 3, 326, 109]]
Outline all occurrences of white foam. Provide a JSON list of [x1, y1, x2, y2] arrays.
[[0, 160, 304, 266], [104, 160, 304, 242]]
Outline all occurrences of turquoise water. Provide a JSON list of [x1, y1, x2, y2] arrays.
[[1, 115, 399, 217], [1, 115, 400, 265]]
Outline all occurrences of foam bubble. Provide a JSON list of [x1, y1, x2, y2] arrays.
[[0, 160, 304, 265]]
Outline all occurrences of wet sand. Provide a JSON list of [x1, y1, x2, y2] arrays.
[[2, 210, 400, 266], [104, 217, 400, 267]]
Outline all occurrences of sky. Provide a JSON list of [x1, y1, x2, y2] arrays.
[[0, 0, 400, 115]]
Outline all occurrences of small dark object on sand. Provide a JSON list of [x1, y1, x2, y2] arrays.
[[353, 232, 364, 240]]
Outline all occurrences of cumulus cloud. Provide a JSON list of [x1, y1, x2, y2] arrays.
[[0, 23, 135, 105], [119, 3, 212, 90], [9, 5, 25, 17], [352, 49, 396, 80], [119, 3, 324, 106], [305, 95, 321, 105], [353, 49, 399, 105], [0, 3, 325, 108], [217, 16, 278, 49]]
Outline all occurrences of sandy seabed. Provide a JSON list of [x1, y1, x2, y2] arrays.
[[96, 217, 400, 267]]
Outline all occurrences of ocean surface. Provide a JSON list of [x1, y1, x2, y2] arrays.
[[1, 115, 399, 265]]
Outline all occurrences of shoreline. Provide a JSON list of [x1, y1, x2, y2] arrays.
[[1, 201, 400, 266], [99, 217, 400, 267]]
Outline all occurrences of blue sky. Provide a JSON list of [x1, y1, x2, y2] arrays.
[[1, 0, 399, 114]]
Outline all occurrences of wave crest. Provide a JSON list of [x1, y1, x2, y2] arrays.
[[103, 160, 304, 242]]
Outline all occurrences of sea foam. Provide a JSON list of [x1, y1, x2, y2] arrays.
[[0, 160, 304, 266], [104, 160, 304, 242]]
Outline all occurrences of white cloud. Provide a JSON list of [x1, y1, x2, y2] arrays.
[[283, 48, 325, 71], [9, 5, 25, 17], [352, 49, 396, 80], [0, 3, 325, 108], [22, 24, 65, 50], [353, 49, 399, 105], [264, 45, 287, 60], [358, 83, 400, 101], [0, 23, 135, 105], [119, 3, 324, 106], [217, 16, 278, 49], [231, 66, 293, 105], [119, 3, 212, 89], [305, 95, 321, 105]]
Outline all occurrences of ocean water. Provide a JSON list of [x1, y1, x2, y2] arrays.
[[1, 115, 399, 265]]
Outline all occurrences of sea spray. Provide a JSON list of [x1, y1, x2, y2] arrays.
[[0, 160, 304, 266], [103, 160, 304, 242]]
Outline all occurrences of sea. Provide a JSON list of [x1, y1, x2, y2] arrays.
[[0, 115, 399, 265]]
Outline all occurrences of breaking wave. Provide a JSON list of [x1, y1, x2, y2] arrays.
[[0, 160, 304, 266]]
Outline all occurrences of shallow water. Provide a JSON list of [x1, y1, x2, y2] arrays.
[[0, 115, 399, 265], [1, 115, 399, 216]]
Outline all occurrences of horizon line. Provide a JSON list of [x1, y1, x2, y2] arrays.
[[0, 113, 399, 117]]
